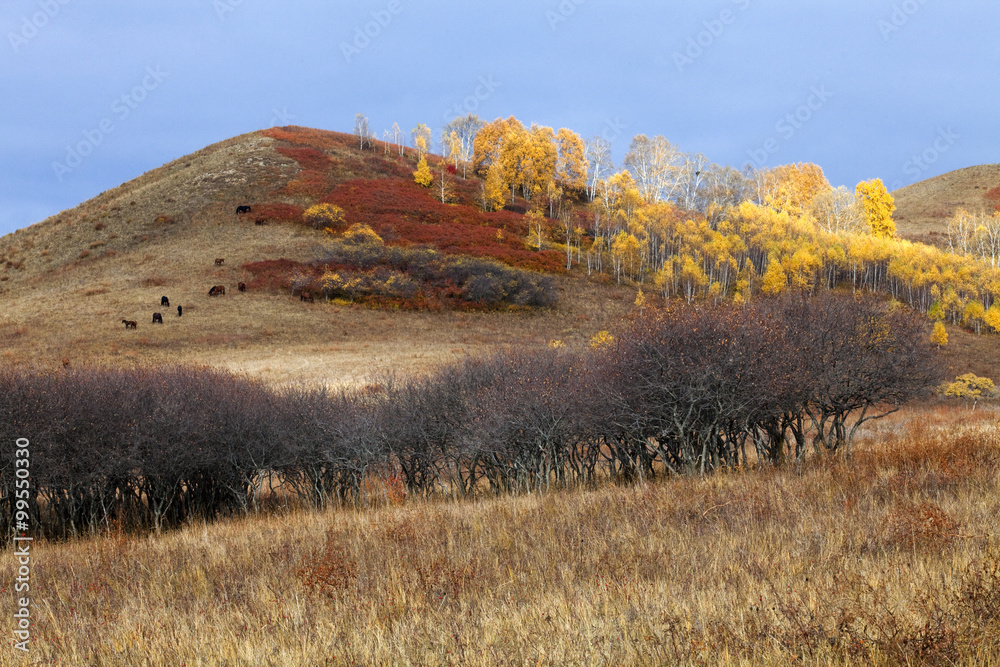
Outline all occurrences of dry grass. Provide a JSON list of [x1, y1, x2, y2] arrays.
[[0, 129, 633, 387], [893, 163, 1000, 241], [3, 403, 999, 665]]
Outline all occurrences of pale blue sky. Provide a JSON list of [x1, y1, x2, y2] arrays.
[[2, 0, 997, 236]]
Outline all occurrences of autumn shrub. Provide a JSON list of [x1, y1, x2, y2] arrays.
[[251, 202, 305, 223], [323, 178, 565, 272], [317, 237, 557, 308]]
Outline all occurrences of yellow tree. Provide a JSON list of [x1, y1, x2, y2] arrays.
[[525, 210, 547, 250], [445, 130, 462, 169], [943, 373, 995, 410], [856, 178, 896, 238], [610, 230, 642, 282], [411, 124, 432, 160], [413, 156, 433, 188], [760, 256, 787, 295], [766, 163, 831, 217], [481, 162, 506, 211], [555, 127, 588, 194], [473, 116, 522, 176], [930, 321, 948, 348]]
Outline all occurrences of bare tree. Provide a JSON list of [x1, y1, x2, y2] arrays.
[[354, 113, 372, 150]]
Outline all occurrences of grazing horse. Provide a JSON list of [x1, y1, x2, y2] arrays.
[[122, 319, 137, 329], [254, 218, 266, 225], [177, 305, 182, 317], [161, 296, 170, 306], [300, 291, 314, 303], [208, 285, 226, 296], [238, 282, 246, 292], [61, 357, 70, 368], [152, 312, 163, 324], [214, 258, 225, 266], [236, 205, 252, 215]]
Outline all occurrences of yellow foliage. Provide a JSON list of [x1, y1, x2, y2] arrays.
[[764, 163, 831, 217], [760, 257, 787, 295], [930, 321, 948, 347], [555, 128, 588, 192], [482, 162, 506, 211], [413, 156, 433, 188], [303, 203, 345, 230], [342, 223, 383, 245], [985, 304, 1000, 333], [856, 178, 896, 238], [634, 288, 646, 310], [590, 330, 614, 349], [942, 373, 995, 409]]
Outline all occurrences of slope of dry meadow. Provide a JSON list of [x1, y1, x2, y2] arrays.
[[892, 163, 1000, 242], [1, 405, 999, 665], [0, 130, 630, 386]]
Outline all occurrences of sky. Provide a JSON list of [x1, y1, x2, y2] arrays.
[[2, 0, 998, 237]]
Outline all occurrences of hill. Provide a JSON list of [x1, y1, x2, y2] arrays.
[[892, 164, 1000, 242], [0, 127, 630, 386], [3, 126, 1000, 385]]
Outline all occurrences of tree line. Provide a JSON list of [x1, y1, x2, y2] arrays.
[[359, 112, 1000, 336], [0, 293, 938, 540]]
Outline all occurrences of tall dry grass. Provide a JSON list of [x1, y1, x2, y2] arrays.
[[2, 402, 999, 665]]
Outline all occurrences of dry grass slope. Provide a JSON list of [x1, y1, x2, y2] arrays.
[[893, 163, 1000, 241], [2, 404, 999, 665], [0, 129, 632, 386]]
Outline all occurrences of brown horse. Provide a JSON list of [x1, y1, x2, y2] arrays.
[[208, 285, 226, 296], [300, 291, 314, 303], [152, 313, 163, 324], [122, 319, 137, 329], [214, 258, 225, 266]]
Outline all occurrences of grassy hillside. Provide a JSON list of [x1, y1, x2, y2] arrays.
[[4, 404, 999, 664], [0, 128, 630, 385], [893, 163, 1000, 242]]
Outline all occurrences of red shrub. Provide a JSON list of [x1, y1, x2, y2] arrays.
[[252, 203, 305, 223], [322, 179, 565, 272], [242, 258, 316, 291], [262, 126, 355, 152], [986, 185, 1000, 212]]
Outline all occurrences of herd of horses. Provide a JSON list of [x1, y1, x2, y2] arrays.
[[119, 205, 310, 330]]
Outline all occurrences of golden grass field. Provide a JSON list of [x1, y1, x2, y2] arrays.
[[0, 403, 998, 665]]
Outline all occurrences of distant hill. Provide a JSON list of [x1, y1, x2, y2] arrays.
[[892, 164, 1000, 242]]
